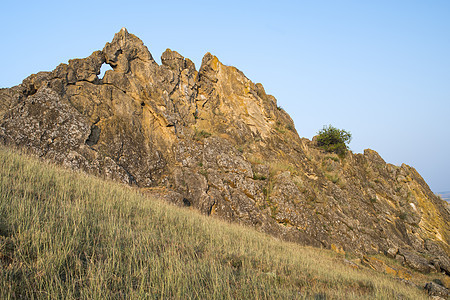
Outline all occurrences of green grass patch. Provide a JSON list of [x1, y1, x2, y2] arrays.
[[324, 155, 339, 162], [193, 129, 212, 140], [253, 174, 267, 181], [325, 173, 340, 184]]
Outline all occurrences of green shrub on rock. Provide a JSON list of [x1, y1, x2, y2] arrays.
[[316, 125, 352, 156]]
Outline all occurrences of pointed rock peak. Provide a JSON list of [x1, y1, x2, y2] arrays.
[[202, 52, 214, 61], [161, 48, 184, 64], [111, 27, 131, 45], [200, 52, 221, 72], [103, 29, 155, 73], [115, 27, 131, 40], [202, 52, 217, 64], [162, 48, 182, 57], [161, 49, 183, 71], [364, 149, 386, 164], [161, 49, 196, 72]]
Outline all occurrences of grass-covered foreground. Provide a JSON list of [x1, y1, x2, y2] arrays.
[[0, 147, 429, 299]]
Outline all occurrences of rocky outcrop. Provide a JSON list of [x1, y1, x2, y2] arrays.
[[0, 28, 449, 277], [424, 281, 449, 298]]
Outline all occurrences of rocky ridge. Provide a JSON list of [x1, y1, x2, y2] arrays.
[[1, 28, 449, 282]]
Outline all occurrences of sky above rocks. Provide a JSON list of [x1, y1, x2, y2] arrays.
[[1, 0, 449, 192]]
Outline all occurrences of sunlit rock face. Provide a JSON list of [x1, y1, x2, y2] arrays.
[[1, 28, 449, 275]]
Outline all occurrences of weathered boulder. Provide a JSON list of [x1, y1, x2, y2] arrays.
[[386, 247, 399, 259], [103, 27, 156, 73], [424, 282, 450, 298], [431, 256, 450, 276], [398, 249, 435, 274], [67, 51, 105, 83], [0, 87, 90, 161]]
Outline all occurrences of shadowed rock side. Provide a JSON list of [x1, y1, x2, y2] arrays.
[[1, 28, 449, 276]]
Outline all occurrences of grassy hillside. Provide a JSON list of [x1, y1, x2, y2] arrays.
[[0, 147, 431, 299]]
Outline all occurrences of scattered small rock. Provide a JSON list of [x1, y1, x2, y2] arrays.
[[424, 281, 450, 298], [342, 258, 360, 270], [399, 249, 434, 274], [386, 247, 398, 259]]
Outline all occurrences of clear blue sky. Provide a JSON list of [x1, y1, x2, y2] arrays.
[[1, 0, 449, 192]]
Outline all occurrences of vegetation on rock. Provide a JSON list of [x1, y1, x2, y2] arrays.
[[316, 125, 352, 155]]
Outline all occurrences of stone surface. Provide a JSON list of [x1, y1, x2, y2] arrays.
[[361, 255, 411, 280], [432, 256, 450, 276], [386, 247, 399, 259], [0, 28, 449, 278], [399, 249, 435, 274], [424, 282, 450, 298]]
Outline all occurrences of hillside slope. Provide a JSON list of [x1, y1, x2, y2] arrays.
[[0, 28, 448, 278], [0, 147, 438, 299]]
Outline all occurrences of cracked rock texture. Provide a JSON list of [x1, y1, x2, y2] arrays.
[[1, 28, 449, 276]]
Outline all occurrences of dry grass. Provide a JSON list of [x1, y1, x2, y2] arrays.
[[0, 147, 429, 299]]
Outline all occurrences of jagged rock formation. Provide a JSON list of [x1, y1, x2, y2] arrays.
[[1, 28, 449, 277]]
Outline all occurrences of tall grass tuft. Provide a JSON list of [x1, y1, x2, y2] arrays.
[[0, 147, 428, 299]]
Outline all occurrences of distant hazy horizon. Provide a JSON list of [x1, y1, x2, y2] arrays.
[[1, 1, 449, 192], [437, 191, 450, 201]]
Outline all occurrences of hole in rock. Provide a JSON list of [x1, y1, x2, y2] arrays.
[[85, 124, 101, 146], [24, 84, 37, 96], [182, 198, 191, 207], [99, 63, 113, 80]]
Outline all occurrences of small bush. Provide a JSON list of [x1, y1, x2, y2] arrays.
[[325, 155, 339, 162], [398, 212, 408, 220], [193, 129, 212, 140], [253, 174, 267, 180], [275, 127, 286, 134], [325, 173, 340, 184], [316, 125, 351, 156]]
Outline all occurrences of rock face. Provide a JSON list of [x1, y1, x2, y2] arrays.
[[1, 28, 449, 273]]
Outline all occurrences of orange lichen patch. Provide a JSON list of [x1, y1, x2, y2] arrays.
[[296, 225, 307, 231], [396, 268, 412, 281], [442, 276, 450, 289], [362, 256, 386, 272], [210, 56, 220, 71], [412, 186, 450, 245], [331, 244, 345, 255], [362, 256, 413, 281], [215, 132, 228, 139], [209, 203, 217, 215], [243, 189, 256, 200], [384, 265, 397, 276], [275, 218, 294, 227]]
